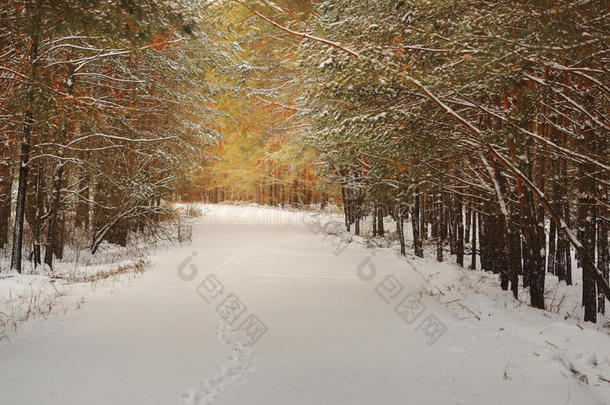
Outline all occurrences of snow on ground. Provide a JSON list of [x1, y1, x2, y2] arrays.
[[0, 203, 608, 404], [0, 234, 156, 341]]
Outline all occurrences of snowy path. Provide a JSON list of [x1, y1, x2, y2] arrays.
[[0, 205, 608, 405]]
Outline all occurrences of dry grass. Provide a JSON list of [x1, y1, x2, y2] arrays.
[[184, 204, 203, 218], [50, 259, 149, 283], [0, 259, 151, 341]]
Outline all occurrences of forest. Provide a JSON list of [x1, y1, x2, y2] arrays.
[[0, 2, 609, 403]]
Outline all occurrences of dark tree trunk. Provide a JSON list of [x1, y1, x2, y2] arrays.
[[0, 154, 13, 249], [563, 163, 573, 286], [491, 210, 509, 290], [479, 212, 489, 272], [448, 195, 456, 255], [465, 199, 471, 244], [521, 239, 530, 287], [529, 193, 546, 307], [495, 164, 519, 298], [536, 160, 547, 282], [32, 159, 44, 267], [320, 191, 327, 210], [597, 135, 608, 315], [555, 232, 567, 282], [577, 124, 600, 322], [412, 187, 423, 258], [420, 192, 427, 241], [522, 148, 545, 309], [456, 193, 464, 267], [554, 157, 567, 282], [470, 204, 476, 270], [44, 157, 65, 268], [435, 191, 443, 262], [548, 218, 556, 274], [372, 205, 377, 237], [597, 204, 608, 315], [75, 169, 90, 231], [397, 204, 406, 256], [440, 193, 448, 241], [11, 126, 32, 272], [485, 208, 499, 275], [10, 40, 38, 273], [519, 191, 530, 288], [44, 71, 74, 269], [508, 211, 521, 299], [579, 167, 597, 323]]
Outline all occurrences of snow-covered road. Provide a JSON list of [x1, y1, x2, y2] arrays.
[[0, 205, 608, 404]]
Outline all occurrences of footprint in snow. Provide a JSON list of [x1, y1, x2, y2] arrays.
[[183, 321, 254, 405]]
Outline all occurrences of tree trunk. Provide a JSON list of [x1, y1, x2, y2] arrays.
[[435, 191, 443, 262], [456, 193, 464, 267], [44, 70, 74, 269], [479, 212, 489, 272], [515, 144, 544, 307], [563, 161, 573, 286], [508, 209, 521, 299], [32, 159, 44, 267], [597, 135, 608, 314], [0, 154, 13, 248], [579, 166, 597, 323], [492, 211, 509, 289], [377, 203, 384, 237], [597, 204, 608, 315], [465, 199, 471, 244], [342, 185, 349, 231], [420, 192, 427, 241], [44, 158, 65, 268], [75, 168, 90, 231], [470, 204, 476, 270], [10, 39, 38, 273], [372, 205, 377, 237], [554, 157, 567, 282], [412, 187, 423, 258], [441, 193, 448, 241], [548, 219, 556, 274], [448, 194, 456, 255], [525, 151, 545, 309], [397, 203, 406, 256]]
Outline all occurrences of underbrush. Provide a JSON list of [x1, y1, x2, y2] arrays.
[[0, 258, 153, 341], [0, 204, 197, 340], [310, 210, 609, 328]]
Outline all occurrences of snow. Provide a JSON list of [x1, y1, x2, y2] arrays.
[[0, 239, 150, 341], [318, 57, 333, 69], [0, 204, 608, 404]]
